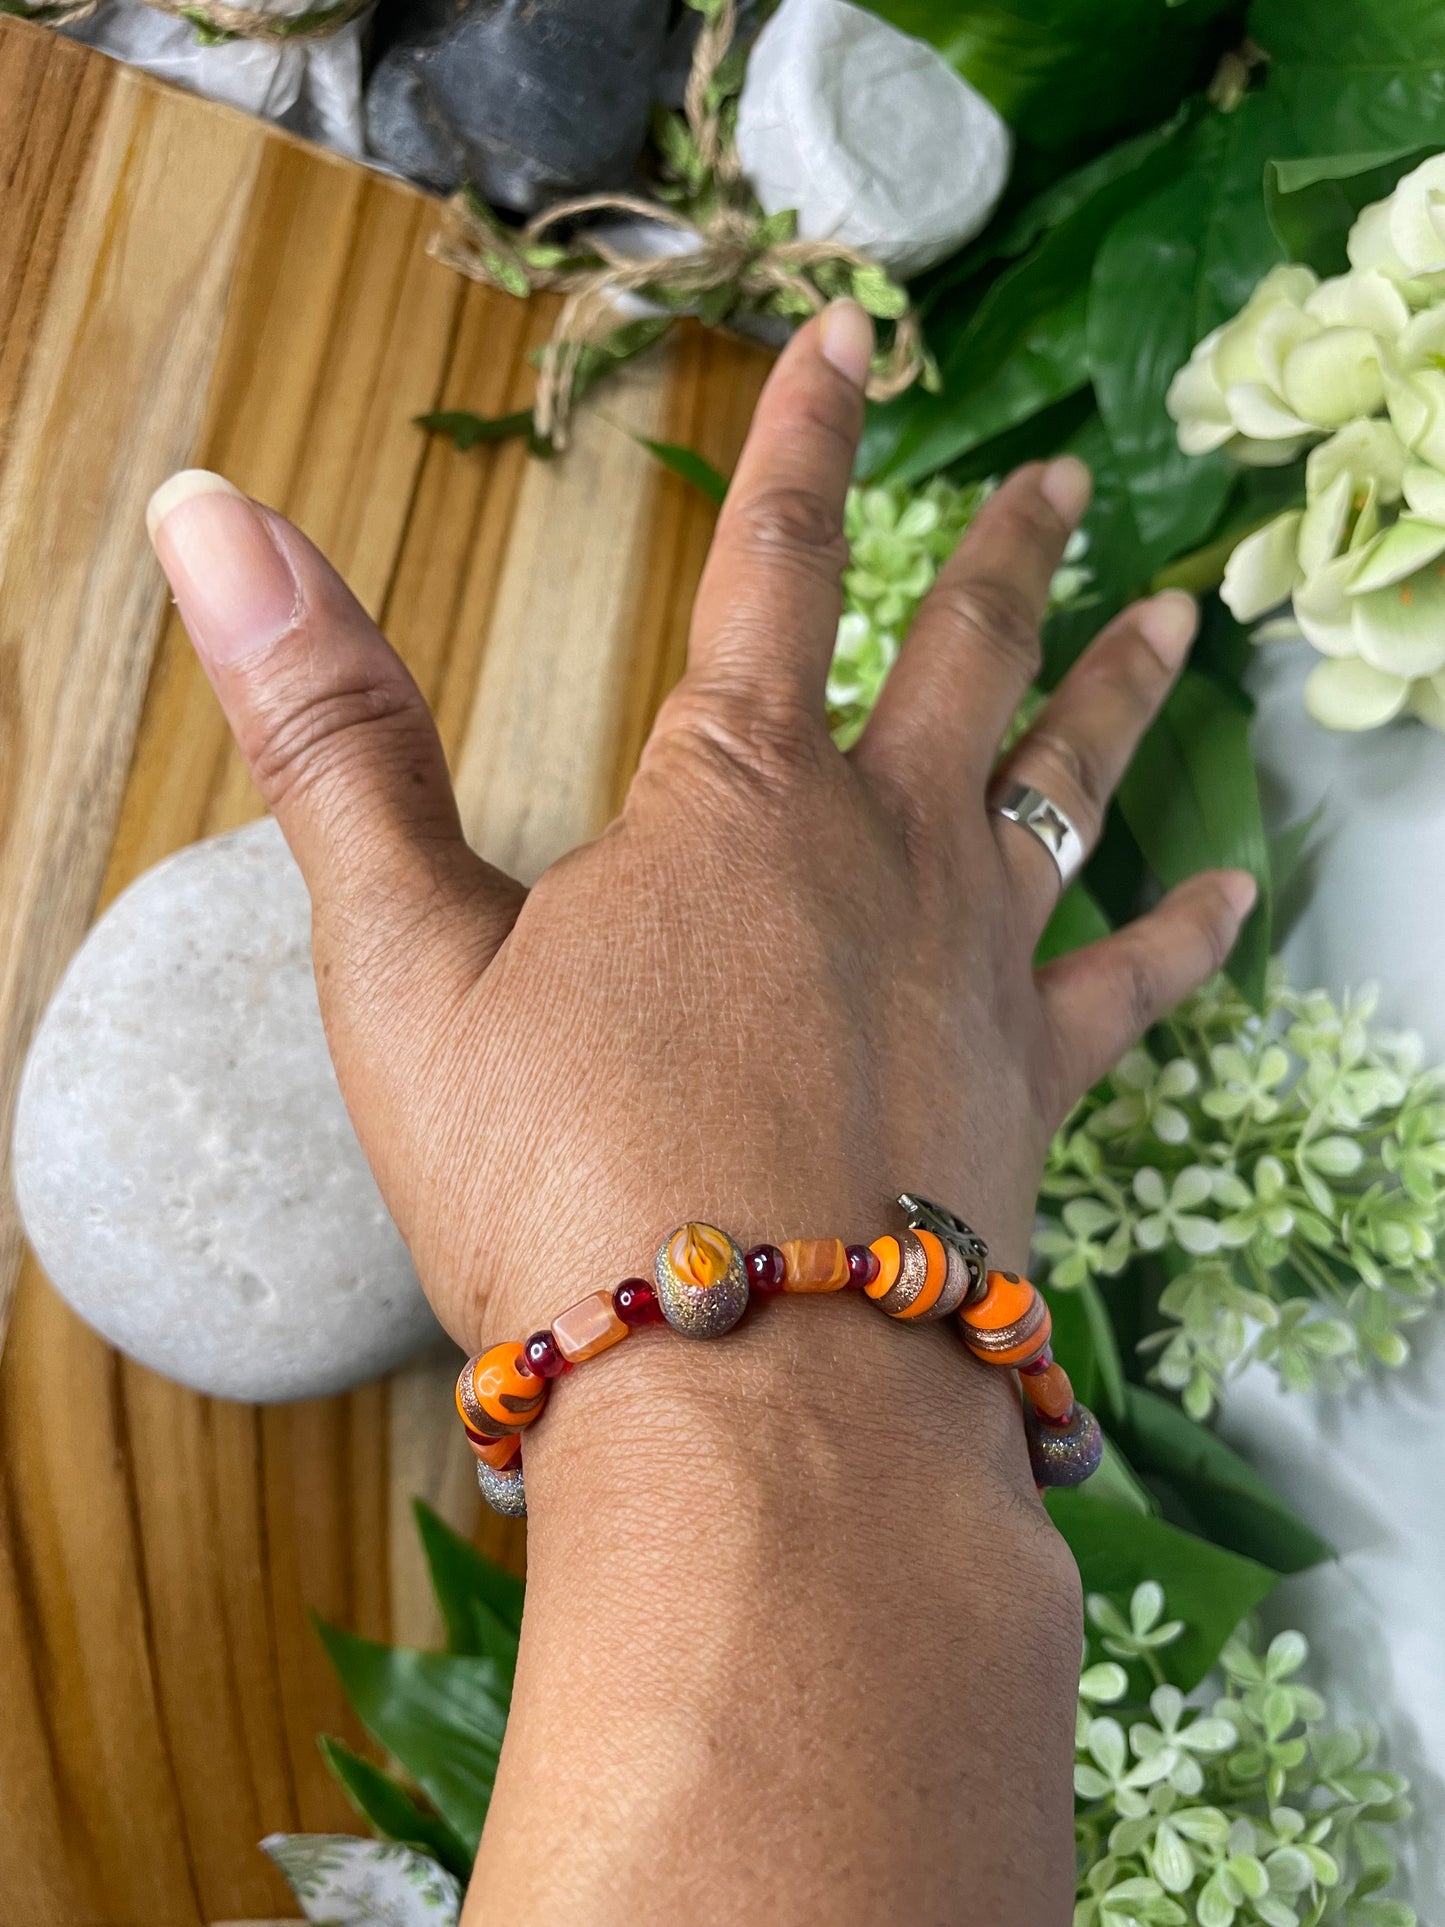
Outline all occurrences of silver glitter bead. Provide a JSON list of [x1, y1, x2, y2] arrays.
[[476, 1457, 527, 1517], [653, 1222, 749, 1339], [1026, 1403, 1102, 1488]]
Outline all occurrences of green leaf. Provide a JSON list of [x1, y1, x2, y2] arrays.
[[1115, 1386, 1333, 1574], [315, 1617, 510, 1851], [1041, 412, 1156, 687], [1265, 147, 1433, 274], [1249, 0, 1445, 157], [1086, 1435, 1159, 1515], [1268, 805, 1322, 946], [414, 409, 535, 452], [855, 0, 1238, 150], [1045, 1495, 1278, 1687], [413, 1500, 524, 1661], [1115, 667, 1271, 1006], [318, 1735, 474, 1883], [1035, 882, 1111, 964], [1086, 165, 1234, 557], [635, 437, 729, 506]]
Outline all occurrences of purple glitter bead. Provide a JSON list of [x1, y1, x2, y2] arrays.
[[1025, 1402, 1103, 1489]]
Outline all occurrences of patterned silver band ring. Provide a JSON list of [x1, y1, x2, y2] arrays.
[[989, 782, 1086, 890]]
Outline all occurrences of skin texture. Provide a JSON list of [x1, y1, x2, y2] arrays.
[[147, 300, 1256, 1927]]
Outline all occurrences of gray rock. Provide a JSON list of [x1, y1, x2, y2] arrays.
[[13, 818, 439, 1402], [364, 0, 669, 209]]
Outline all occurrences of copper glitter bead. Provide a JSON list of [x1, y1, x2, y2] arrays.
[[653, 1222, 749, 1339], [1025, 1402, 1102, 1488], [476, 1455, 527, 1517]]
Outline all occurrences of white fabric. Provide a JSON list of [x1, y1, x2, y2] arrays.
[[63, 0, 367, 154], [736, 0, 1011, 280], [1217, 640, 1445, 1915]]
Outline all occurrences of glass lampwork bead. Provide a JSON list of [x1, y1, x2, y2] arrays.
[[745, 1244, 786, 1292], [1024, 1402, 1102, 1488], [613, 1278, 664, 1326], [458, 1342, 549, 1435], [780, 1237, 849, 1291], [552, 1290, 631, 1363], [476, 1455, 527, 1517], [654, 1222, 750, 1338], [1019, 1360, 1074, 1423], [959, 1271, 1051, 1367]]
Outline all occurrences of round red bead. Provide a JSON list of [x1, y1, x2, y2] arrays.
[[745, 1244, 786, 1292], [844, 1243, 880, 1289], [522, 1330, 567, 1379], [613, 1278, 663, 1327]]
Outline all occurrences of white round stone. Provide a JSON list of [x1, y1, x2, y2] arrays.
[[736, 0, 1012, 281], [13, 817, 439, 1401]]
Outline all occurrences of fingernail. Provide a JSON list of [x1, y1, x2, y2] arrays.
[[1219, 870, 1259, 919], [818, 299, 875, 388], [1139, 590, 1199, 667], [146, 469, 298, 667], [1039, 455, 1093, 526]]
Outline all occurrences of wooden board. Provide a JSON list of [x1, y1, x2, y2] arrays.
[[0, 21, 771, 1920]]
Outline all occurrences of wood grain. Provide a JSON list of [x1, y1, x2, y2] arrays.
[[0, 18, 770, 1921]]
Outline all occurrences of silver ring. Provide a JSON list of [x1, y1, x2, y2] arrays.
[[990, 782, 1085, 889]]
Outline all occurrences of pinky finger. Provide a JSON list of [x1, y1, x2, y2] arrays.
[[1037, 870, 1258, 1107]]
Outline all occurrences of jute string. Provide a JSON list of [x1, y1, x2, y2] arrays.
[[17, 0, 367, 44], [427, 0, 928, 450]]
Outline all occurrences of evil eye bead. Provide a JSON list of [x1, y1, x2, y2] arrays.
[[1025, 1401, 1103, 1488], [959, 1271, 1051, 1367], [458, 1342, 550, 1435], [476, 1455, 528, 1517], [654, 1222, 750, 1339]]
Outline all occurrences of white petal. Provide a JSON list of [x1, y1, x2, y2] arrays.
[[1349, 478, 1382, 552], [1178, 417, 1238, 456], [1405, 368, 1445, 468], [1230, 433, 1309, 468], [1254, 302, 1320, 392], [1397, 304, 1445, 369], [1384, 359, 1439, 451], [1221, 511, 1303, 621], [1293, 556, 1360, 657], [1388, 155, 1445, 274], [1306, 418, 1408, 504], [1252, 263, 1321, 309], [1298, 470, 1352, 577], [1304, 268, 1410, 339], [1166, 356, 1229, 440], [1352, 569, 1445, 678], [1349, 198, 1410, 277], [1304, 655, 1410, 730], [1403, 461, 1445, 522], [1409, 671, 1445, 731], [1347, 516, 1445, 592], [1225, 382, 1313, 440], [1252, 614, 1303, 643], [1280, 328, 1385, 425]]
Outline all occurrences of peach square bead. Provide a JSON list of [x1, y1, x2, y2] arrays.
[[780, 1237, 849, 1291], [552, 1290, 630, 1363]]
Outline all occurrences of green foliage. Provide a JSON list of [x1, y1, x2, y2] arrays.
[[1038, 970, 1445, 1416], [635, 437, 729, 506], [1075, 1585, 1415, 1926], [319, 1737, 473, 1883]]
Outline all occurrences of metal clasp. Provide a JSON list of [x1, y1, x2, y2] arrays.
[[897, 1192, 989, 1300]]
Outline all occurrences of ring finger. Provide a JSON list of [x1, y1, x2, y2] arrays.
[[990, 589, 1199, 930]]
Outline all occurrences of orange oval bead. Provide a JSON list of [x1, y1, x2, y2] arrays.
[[1020, 1360, 1074, 1422], [466, 1341, 549, 1434], [962, 1269, 1036, 1333], [866, 1235, 902, 1299], [890, 1229, 947, 1319], [468, 1431, 522, 1470], [780, 1237, 849, 1292], [960, 1271, 1051, 1367]]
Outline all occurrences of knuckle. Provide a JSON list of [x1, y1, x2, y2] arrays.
[[729, 484, 848, 576], [928, 576, 1042, 682], [1079, 629, 1169, 714], [1117, 945, 1163, 1039], [249, 670, 422, 811], [650, 681, 823, 795]]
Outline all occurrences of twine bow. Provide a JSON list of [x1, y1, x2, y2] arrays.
[[427, 0, 933, 452]]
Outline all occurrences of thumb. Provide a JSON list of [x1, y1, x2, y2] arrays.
[[146, 471, 522, 1001]]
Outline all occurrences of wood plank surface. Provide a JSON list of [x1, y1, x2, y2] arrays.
[[0, 20, 771, 1921]]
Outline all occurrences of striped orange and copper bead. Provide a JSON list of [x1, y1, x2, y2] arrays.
[[865, 1227, 975, 1320], [958, 1269, 1052, 1367], [457, 1341, 550, 1437]]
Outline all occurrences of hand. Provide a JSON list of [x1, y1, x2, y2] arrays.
[[148, 300, 1256, 1927], [146, 300, 1253, 1360]]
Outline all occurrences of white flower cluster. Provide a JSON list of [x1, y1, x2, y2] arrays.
[[1167, 154, 1445, 731]]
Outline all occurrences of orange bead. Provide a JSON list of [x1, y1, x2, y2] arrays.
[[960, 1270, 1051, 1368], [468, 1431, 522, 1470], [1020, 1361, 1074, 1422], [780, 1237, 849, 1292], [891, 1229, 947, 1319], [460, 1341, 549, 1434], [552, 1289, 630, 1363], [867, 1235, 902, 1299]]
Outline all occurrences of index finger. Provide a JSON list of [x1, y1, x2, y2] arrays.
[[679, 299, 873, 723]]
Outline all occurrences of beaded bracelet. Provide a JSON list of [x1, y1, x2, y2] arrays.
[[455, 1193, 1102, 1518]]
